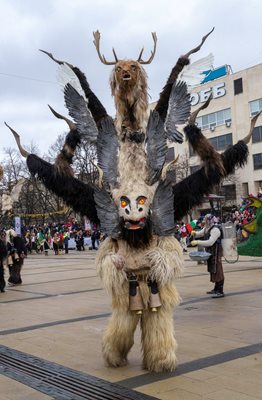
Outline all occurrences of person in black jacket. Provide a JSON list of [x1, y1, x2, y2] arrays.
[[6, 229, 27, 286], [191, 214, 224, 298], [0, 232, 8, 293]]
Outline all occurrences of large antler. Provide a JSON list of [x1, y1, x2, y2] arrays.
[[93, 30, 118, 65], [93, 30, 157, 65], [137, 32, 157, 64], [188, 94, 212, 125], [4, 122, 29, 158], [184, 95, 226, 177], [243, 111, 262, 144], [155, 28, 214, 122], [48, 105, 76, 131], [48, 106, 80, 177], [183, 27, 215, 58], [39, 49, 73, 68]]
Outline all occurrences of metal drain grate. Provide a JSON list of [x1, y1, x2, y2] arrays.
[[0, 345, 157, 400]]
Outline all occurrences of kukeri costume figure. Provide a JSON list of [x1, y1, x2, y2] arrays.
[[5, 30, 259, 372]]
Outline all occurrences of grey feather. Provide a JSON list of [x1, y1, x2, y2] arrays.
[[64, 83, 98, 143], [151, 180, 175, 236], [146, 110, 168, 185], [94, 187, 120, 239], [97, 117, 119, 188], [164, 80, 191, 143]]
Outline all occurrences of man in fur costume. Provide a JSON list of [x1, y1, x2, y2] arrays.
[[5, 30, 260, 372]]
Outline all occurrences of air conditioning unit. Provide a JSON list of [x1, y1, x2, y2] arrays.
[[225, 119, 232, 127], [210, 125, 216, 132]]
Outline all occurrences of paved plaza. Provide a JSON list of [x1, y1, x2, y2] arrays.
[[0, 249, 261, 399]]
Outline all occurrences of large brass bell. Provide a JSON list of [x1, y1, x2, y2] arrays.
[[129, 275, 144, 314]]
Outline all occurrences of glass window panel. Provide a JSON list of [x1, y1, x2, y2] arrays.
[[216, 110, 224, 125], [195, 117, 202, 127], [234, 78, 243, 95], [223, 108, 231, 120], [208, 134, 232, 152], [208, 113, 216, 124], [253, 153, 262, 170], [225, 133, 232, 146], [202, 115, 208, 126], [252, 126, 261, 143], [250, 100, 259, 113], [222, 184, 236, 200], [218, 136, 226, 150]]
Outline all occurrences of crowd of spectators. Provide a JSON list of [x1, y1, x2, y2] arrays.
[[175, 193, 261, 251], [0, 220, 106, 257]]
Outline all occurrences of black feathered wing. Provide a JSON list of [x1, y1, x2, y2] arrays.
[[97, 117, 119, 188], [56, 62, 108, 127], [151, 180, 175, 236], [146, 110, 168, 185], [27, 154, 99, 223], [64, 83, 99, 143], [93, 187, 120, 239], [172, 140, 249, 222]]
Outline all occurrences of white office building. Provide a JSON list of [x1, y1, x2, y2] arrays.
[[169, 62, 262, 214]]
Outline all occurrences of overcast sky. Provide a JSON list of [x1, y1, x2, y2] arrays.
[[0, 0, 261, 160]]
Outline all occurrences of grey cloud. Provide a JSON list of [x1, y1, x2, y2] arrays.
[[0, 0, 261, 159]]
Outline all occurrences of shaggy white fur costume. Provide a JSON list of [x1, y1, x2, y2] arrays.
[[96, 235, 183, 372]]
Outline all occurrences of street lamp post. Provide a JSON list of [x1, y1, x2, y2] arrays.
[[208, 194, 225, 220]]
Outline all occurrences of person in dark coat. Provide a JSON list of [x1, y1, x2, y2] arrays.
[[191, 214, 224, 298], [91, 231, 97, 250], [6, 229, 27, 286], [0, 232, 8, 292], [63, 231, 69, 254]]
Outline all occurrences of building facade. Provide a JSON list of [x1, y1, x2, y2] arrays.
[[171, 62, 262, 215]]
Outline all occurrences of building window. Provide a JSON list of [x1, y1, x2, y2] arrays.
[[256, 181, 262, 197], [242, 183, 249, 197], [234, 78, 243, 95], [252, 126, 262, 143], [208, 133, 233, 151], [190, 165, 201, 174], [253, 153, 262, 170], [196, 108, 231, 131], [220, 184, 236, 201], [249, 98, 262, 117]]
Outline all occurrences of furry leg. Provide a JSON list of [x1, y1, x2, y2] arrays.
[[141, 307, 178, 372], [102, 310, 140, 367]]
